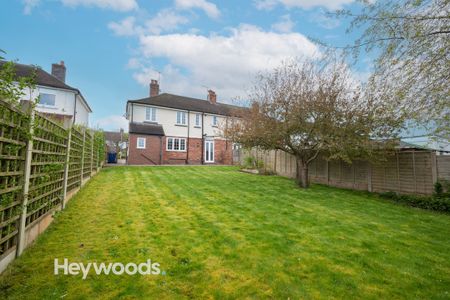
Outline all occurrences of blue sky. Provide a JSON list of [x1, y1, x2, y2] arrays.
[[1, 0, 367, 131]]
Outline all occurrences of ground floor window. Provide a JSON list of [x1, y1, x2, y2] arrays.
[[137, 137, 146, 149], [167, 137, 187, 151]]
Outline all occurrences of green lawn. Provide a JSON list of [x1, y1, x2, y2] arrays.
[[1, 166, 449, 299]]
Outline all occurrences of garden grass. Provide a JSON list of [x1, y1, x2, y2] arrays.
[[0, 166, 449, 299]]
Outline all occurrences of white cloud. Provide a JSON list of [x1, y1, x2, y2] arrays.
[[108, 16, 142, 36], [23, 0, 138, 13], [271, 14, 295, 33], [131, 24, 319, 101], [145, 9, 189, 35], [310, 9, 340, 29], [109, 10, 189, 36], [254, 0, 355, 10], [94, 115, 129, 131], [61, 0, 138, 11], [23, 0, 40, 14], [175, 0, 220, 19], [254, 0, 277, 10]]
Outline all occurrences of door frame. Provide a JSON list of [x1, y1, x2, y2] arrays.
[[204, 140, 215, 163]]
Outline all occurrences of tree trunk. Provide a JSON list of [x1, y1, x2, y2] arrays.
[[296, 157, 309, 188]]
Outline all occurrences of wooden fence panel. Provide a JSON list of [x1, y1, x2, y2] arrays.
[[0, 101, 28, 258], [26, 114, 67, 227], [67, 127, 83, 193], [83, 130, 92, 179], [414, 152, 434, 194], [234, 148, 445, 195], [437, 156, 450, 181], [0, 99, 106, 272]]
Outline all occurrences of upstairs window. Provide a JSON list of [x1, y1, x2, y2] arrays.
[[195, 113, 201, 127], [145, 107, 156, 122], [176, 111, 187, 125], [212, 116, 218, 126], [39, 93, 56, 106]]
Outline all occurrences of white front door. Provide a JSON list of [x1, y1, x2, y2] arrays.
[[205, 140, 214, 163]]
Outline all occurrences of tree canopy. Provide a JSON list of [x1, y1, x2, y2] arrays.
[[226, 57, 402, 188], [337, 0, 450, 136]]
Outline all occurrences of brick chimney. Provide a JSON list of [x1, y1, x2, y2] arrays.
[[208, 90, 217, 104], [51, 61, 66, 83], [150, 79, 159, 97]]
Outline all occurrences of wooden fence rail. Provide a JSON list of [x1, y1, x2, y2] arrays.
[[0, 99, 106, 273], [234, 148, 450, 195]]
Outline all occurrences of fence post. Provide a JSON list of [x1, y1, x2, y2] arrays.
[[61, 127, 72, 210], [274, 150, 277, 173], [16, 109, 35, 257], [430, 151, 438, 185], [412, 150, 417, 193], [396, 152, 401, 194], [368, 162, 373, 192], [80, 129, 85, 185], [90, 131, 94, 176]]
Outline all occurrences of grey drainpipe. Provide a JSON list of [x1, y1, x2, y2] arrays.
[[73, 93, 77, 125], [159, 136, 163, 164], [186, 110, 190, 164], [201, 113, 205, 164]]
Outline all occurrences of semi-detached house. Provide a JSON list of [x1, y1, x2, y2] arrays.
[[0, 60, 92, 127], [126, 80, 243, 165]]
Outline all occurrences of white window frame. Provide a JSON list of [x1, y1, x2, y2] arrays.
[[145, 107, 156, 122], [38, 93, 56, 107], [137, 137, 146, 149], [195, 113, 201, 127], [166, 137, 187, 152], [176, 111, 187, 125], [212, 115, 218, 126]]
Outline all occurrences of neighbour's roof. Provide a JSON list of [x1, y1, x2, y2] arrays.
[[128, 93, 245, 116], [0, 60, 92, 112], [399, 137, 450, 152], [129, 122, 165, 136], [104, 131, 124, 143], [398, 141, 425, 150]]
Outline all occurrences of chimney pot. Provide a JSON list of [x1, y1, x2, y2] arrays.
[[208, 90, 217, 104], [150, 79, 159, 97], [51, 61, 66, 83]]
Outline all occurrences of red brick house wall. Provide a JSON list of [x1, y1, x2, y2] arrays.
[[128, 134, 163, 165], [214, 139, 232, 165], [128, 135, 232, 165]]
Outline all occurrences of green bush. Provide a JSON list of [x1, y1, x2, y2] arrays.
[[434, 181, 443, 196], [256, 159, 264, 169], [379, 191, 450, 213], [243, 156, 256, 169]]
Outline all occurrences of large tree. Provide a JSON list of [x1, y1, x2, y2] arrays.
[[337, 0, 450, 135], [226, 58, 402, 188]]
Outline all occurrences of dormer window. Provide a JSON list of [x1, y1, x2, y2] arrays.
[[176, 111, 187, 125], [145, 107, 156, 122]]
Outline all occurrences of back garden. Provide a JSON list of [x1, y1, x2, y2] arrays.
[[0, 166, 449, 299]]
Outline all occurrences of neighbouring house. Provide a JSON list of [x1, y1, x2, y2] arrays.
[[0, 60, 92, 127], [401, 136, 450, 155], [104, 129, 128, 159], [125, 80, 243, 165]]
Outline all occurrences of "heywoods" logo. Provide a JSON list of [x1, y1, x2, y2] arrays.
[[54, 258, 161, 279]]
